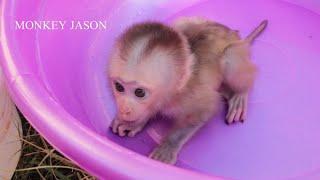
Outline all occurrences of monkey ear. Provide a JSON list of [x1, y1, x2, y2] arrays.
[[176, 54, 195, 91]]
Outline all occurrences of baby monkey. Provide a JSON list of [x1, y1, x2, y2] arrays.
[[108, 17, 267, 164]]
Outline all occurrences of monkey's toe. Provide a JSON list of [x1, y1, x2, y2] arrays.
[[226, 93, 248, 124], [127, 126, 143, 137]]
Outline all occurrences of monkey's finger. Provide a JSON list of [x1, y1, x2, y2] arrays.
[[112, 120, 120, 133], [127, 131, 136, 137], [118, 125, 128, 137]]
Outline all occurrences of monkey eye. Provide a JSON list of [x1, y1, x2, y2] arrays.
[[114, 82, 125, 92], [134, 88, 145, 98]]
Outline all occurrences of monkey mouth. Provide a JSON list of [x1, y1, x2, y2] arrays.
[[121, 118, 137, 122], [119, 113, 147, 123]]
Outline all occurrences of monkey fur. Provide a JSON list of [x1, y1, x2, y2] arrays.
[[107, 17, 268, 164]]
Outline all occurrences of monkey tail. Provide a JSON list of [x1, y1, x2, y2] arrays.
[[244, 20, 268, 44]]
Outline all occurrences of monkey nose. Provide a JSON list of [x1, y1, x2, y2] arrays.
[[119, 112, 132, 121], [120, 109, 131, 116]]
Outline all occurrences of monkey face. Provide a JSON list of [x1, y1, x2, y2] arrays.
[[111, 78, 156, 122], [107, 22, 193, 123]]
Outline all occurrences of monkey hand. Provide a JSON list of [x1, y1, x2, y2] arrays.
[[110, 117, 147, 137], [149, 141, 179, 164], [226, 93, 248, 124]]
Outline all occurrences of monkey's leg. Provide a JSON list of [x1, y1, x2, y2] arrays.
[[149, 119, 205, 164], [221, 43, 256, 124], [222, 43, 256, 93]]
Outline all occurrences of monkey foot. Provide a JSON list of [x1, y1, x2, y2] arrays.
[[226, 93, 248, 124], [149, 143, 178, 164], [110, 118, 146, 137]]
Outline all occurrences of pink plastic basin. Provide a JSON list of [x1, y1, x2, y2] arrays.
[[1, 0, 320, 179]]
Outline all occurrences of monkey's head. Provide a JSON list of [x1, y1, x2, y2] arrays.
[[107, 22, 193, 122]]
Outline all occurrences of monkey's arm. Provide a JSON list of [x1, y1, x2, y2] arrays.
[[149, 114, 207, 164]]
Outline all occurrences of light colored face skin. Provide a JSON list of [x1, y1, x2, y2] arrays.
[[109, 46, 175, 123], [111, 77, 152, 122]]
